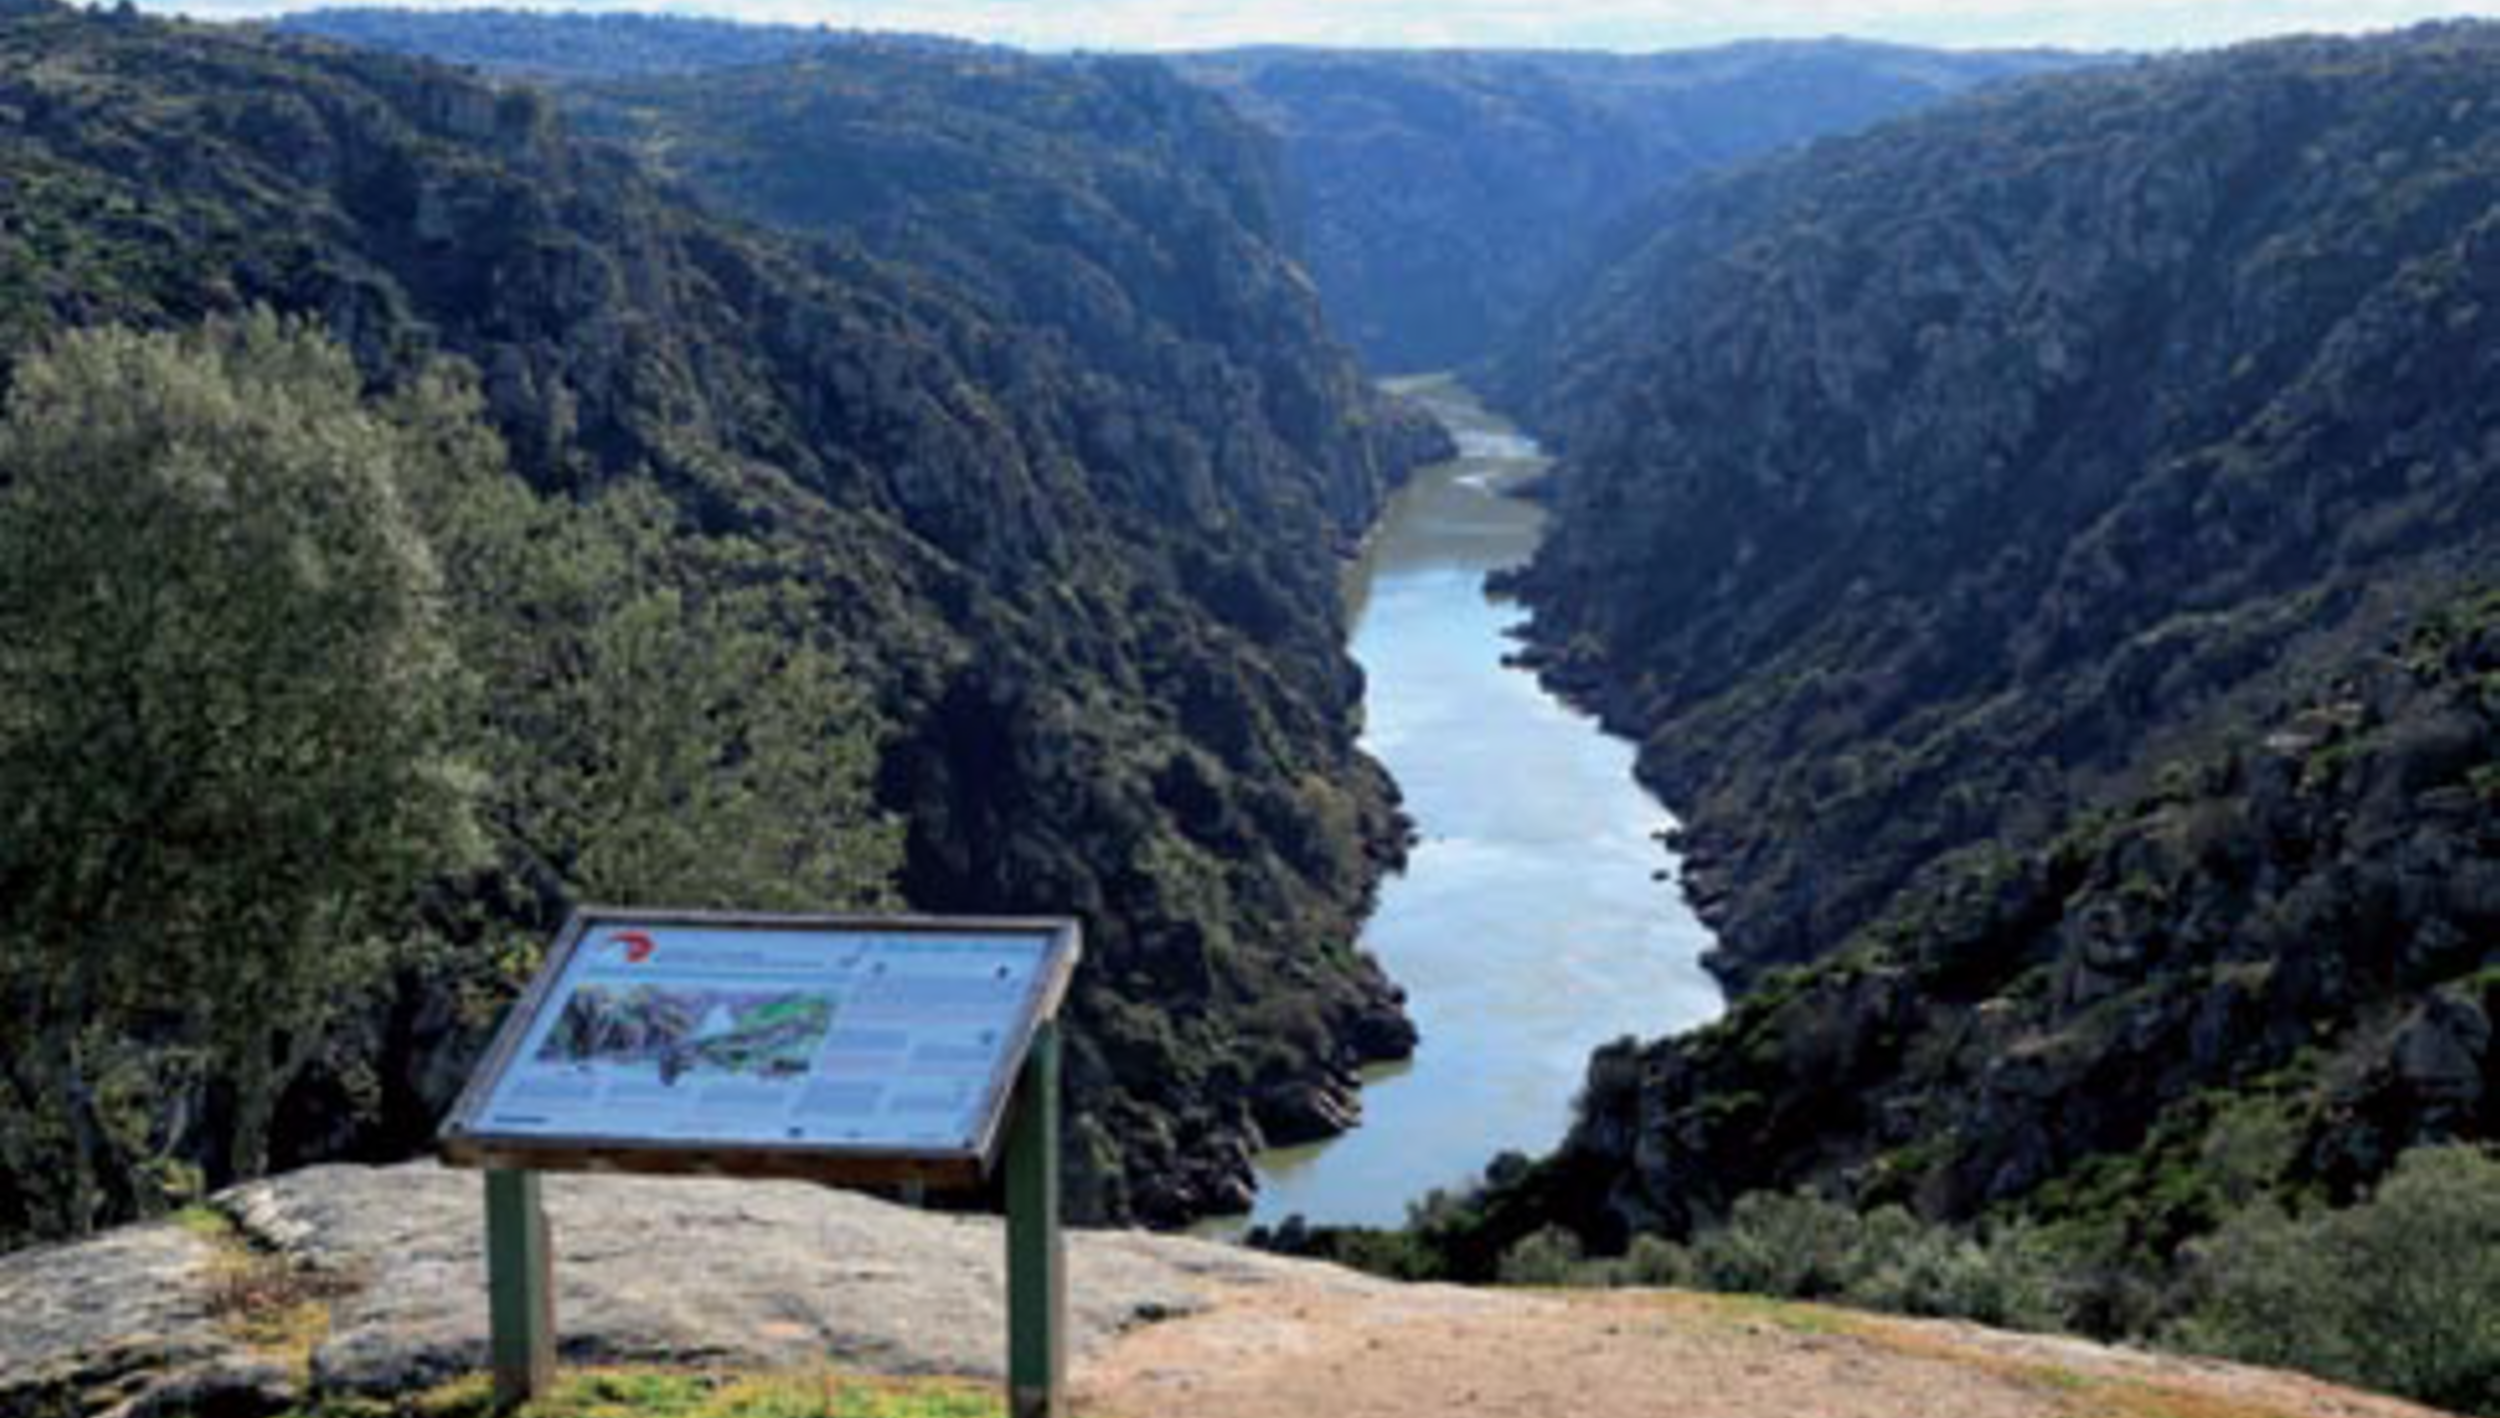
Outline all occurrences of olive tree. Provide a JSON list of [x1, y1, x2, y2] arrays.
[[2178, 1145, 2500, 1414], [399, 430, 904, 920], [0, 314, 475, 1235]]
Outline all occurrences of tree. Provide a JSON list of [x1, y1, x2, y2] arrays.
[[0, 313, 476, 1237], [2178, 1145, 2500, 1414], [397, 434, 905, 920]]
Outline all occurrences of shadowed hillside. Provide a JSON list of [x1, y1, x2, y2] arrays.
[[1177, 43, 2093, 370], [0, 2, 1441, 1240], [1387, 23, 2500, 1373]]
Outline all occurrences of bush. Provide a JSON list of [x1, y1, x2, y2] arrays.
[[1689, 1191, 1867, 1299], [1498, 1225, 1586, 1286], [0, 314, 476, 1237], [1845, 1211, 2069, 1330], [1676, 1191, 2071, 1329], [2176, 1145, 2500, 1415], [1619, 1233, 1693, 1288]]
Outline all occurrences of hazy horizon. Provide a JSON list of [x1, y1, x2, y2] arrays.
[[131, 0, 2500, 56]]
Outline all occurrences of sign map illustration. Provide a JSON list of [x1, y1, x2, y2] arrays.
[[460, 918, 1063, 1155]]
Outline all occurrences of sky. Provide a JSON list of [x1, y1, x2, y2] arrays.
[[147, 0, 2500, 53]]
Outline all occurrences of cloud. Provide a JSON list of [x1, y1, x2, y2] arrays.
[[148, 0, 2500, 53]]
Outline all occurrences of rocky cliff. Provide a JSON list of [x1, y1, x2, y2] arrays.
[[1453, 21, 2500, 1291], [1177, 43, 2090, 371], [1514, 596, 2498, 1269], [1507, 24, 2500, 985], [562, 45, 1441, 548], [275, 13, 2090, 376], [0, 5, 1437, 1239]]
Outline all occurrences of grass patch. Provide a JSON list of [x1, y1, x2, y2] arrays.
[[1622, 1289, 1873, 1338], [295, 1369, 1003, 1418], [1849, 1320, 2323, 1418], [179, 1202, 359, 1363], [174, 1203, 237, 1239]]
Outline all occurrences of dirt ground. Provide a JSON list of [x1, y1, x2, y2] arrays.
[[1074, 1282, 2450, 1418]]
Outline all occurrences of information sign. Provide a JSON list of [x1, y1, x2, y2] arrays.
[[441, 909, 1080, 1186]]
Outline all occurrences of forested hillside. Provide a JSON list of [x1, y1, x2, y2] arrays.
[[0, 3, 1440, 1243], [1423, 21, 2500, 1332], [278, 12, 2089, 375], [270, 6, 937, 77], [1177, 43, 2089, 370], [561, 47, 1450, 537]]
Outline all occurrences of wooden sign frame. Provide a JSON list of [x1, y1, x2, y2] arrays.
[[439, 907, 1082, 1417], [439, 907, 1082, 1189]]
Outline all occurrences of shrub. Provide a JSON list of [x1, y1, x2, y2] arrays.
[[0, 314, 476, 1236], [1689, 1191, 1867, 1299], [1846, 1211, 2069, 1330], [2176, 1145, 2500, 1415], [1498, 1225, 1586, 1286], [1676, 1191, 2072, 1329], [1619, 1233, 1693, 1287]]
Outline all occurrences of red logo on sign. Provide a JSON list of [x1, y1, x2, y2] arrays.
[[614, 931, 657, 964]]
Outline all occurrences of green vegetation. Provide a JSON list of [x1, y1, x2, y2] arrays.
[[1292, 1144, 2500, 1413], [1177, 44, 2085, 371], [276, 9, 940, 79], [1423, 24, 2500, 1412], [275, 10, 2083, 375], [0, 315, 904, 1244], [1476, 1192, 2066, 1331], [0, 4, 1443, 1243], [293, 1369, 999, 1418], [2177, 1146, 2500, 1416], [0, 315, 477, 1237], [407, 452, 902, 918]]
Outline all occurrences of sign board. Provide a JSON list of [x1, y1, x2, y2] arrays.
[[440, 909, 1081, 1187]]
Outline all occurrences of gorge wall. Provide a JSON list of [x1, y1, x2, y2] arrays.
[[0, 4, 1441, 1237], [1177, 42, 2089, 372], [1446, 23, 2500, 1288]]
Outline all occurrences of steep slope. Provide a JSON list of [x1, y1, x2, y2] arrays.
[[1450, 21, 2500, 1286], [269, 6, 919, 78], [1510, 595, 2499, 1264], [1509, 23, 2500, 983], [560, 45, 1447, 543], [0, 5, 1430, 1233], [276, 13, 2089, 375], [1177, 43, 2091, 370]]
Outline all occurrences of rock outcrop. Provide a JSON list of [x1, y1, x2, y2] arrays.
[[1501, 25, 2500, 989], [1445, 22, 2500, 1301], [4, 1166, 2449, 1418], [1177, 43, 2090, 371], [0, 1164, 1385, 1418], [0, 6, 1434, 1241]]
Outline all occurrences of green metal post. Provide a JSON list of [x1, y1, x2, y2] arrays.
[[1004, 1020, 1065, 1418], [485, 1168, 555, 1409]]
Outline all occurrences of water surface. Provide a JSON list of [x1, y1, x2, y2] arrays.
[[1239, 377, 1723, 1229]]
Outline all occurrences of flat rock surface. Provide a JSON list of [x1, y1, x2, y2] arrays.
[[232, 1163, 1380, 1393], [0, 1164, 2451, 1418], [0, 1218, 293, 1418], [0, 1161, 1380, 1416]]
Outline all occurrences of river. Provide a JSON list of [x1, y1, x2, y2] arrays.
[[1233, 376, 1724, 1230]]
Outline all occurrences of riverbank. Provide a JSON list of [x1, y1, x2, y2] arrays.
[[1228, 379, 1722, 1230]]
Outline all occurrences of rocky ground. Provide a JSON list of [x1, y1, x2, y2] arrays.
[[0, 1164, 2451, 1418]]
